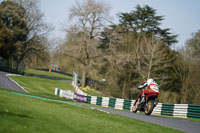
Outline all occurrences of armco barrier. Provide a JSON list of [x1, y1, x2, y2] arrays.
[[55, 88, 74, 100], [161, 104, 174, 116], [55, 88, 87, 102], [173, 104, 188, 118], [102, 97, 109, 107], [109, 98, 116, 107], [55, 88, 200, 119], [115, 98, 124, 110], [75, 93, 87, 103], [150, 103, 200, 118], [187, 104, 200, 118], [91, 96, 97, 104], [85, 95, 200, 119], [96, 97, 102, 105], [123, 99, 132, 110]]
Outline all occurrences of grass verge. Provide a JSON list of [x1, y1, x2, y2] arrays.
[[9, 74, 106, 97], [9, 76, 73, 98], [25, 69, 72, 80], [0, 89, 182, 133]]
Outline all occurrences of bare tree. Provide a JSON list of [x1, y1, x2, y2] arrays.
[[135, 35, 174, 87], [64, 0, 110, 87], [99, 27, 139, 98], [24, 36, 51, 68], [99, 26, 175, 98], [185, 30, 200, 62], [176, 30, 200, 104]]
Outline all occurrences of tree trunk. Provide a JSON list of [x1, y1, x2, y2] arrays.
[[147, 43, 156, 79], [16, 60, 21, 71], [81, 69, 87, 87], [122, 82, 126, 98]]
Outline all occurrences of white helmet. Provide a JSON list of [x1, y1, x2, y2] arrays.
[[147, 78, 154, 86]]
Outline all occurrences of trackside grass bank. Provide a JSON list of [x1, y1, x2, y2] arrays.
[[9, 76, 73, 98], [25, 69, 72, 80], [9, 75, 105, 97], [0, 89, 182, 133]]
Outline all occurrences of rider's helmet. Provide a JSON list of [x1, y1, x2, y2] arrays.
[[147, 78, 154, 86]]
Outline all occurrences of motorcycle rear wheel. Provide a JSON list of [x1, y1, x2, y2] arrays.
[[145, 100, 154, 115], [132, 100, 138, 113]]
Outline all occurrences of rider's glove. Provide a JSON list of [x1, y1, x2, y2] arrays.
[[138, 85, 143, 90]]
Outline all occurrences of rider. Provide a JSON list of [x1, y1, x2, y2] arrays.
[[138, 78, 159, 105]]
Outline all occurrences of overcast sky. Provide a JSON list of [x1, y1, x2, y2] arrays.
[[1, 0, 200, 49]]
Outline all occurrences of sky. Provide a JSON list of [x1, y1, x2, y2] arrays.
[[1, 0, 200, 49]]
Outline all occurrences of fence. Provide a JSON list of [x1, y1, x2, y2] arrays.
[[0, 59, 25, 74], [55, 88, 200, 119], [85, 96, 200, 119]]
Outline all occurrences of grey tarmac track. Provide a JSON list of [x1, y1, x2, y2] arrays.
[[88, 105, 200, 133], [0, 71, 26, 92]]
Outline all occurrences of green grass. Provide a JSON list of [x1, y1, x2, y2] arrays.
[[0, 89, 182, 133], [184, 117, 200, 122], [10, 76, 73, 99], [84, 89, 106, 97], [9, 75, 105, 97], [24, 69, 108, 97], [25, 68, 72, 80], [24, 69, 107, 97]]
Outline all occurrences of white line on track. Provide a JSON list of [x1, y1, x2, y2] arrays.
[[6, 74, 28, 92], [90, 107, 110, 114]]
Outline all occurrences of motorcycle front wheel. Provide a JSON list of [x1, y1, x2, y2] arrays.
[[144, 100, 154, 115], [132, 99, 138, 113]]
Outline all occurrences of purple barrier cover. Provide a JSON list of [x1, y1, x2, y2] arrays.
[[75, 93, 87, 103]]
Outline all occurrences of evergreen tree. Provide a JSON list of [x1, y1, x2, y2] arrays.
[[118, 5, 178, 46], [0, 0, 51, 70], [0, 1, 28, 59]]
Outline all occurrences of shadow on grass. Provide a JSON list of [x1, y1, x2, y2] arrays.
[[24, 73, 72, 81], [0, 111, 33, 119]]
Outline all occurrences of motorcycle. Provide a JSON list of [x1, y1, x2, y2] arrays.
[[132, 85, 159, 115]]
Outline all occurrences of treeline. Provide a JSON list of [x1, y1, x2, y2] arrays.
[[0, 0, 51, 70], [52, 0, 200, 104]]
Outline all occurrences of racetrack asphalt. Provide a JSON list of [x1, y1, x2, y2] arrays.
[[88, 105, 200, 133], [1, 70, 200, 133], [0, 71, 26, 92]]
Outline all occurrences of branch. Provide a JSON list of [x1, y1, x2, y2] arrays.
[[63, 53, 86, 66]]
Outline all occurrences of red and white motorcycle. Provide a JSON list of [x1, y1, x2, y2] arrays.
[[132, 84, 159, 115]]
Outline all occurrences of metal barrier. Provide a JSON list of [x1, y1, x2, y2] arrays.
[[85, 95, 200, 119], [0, 59, 25, 74], [57, 72, 200, 119], [55, 87, 200, 118], [187, 104, 200, 118]]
